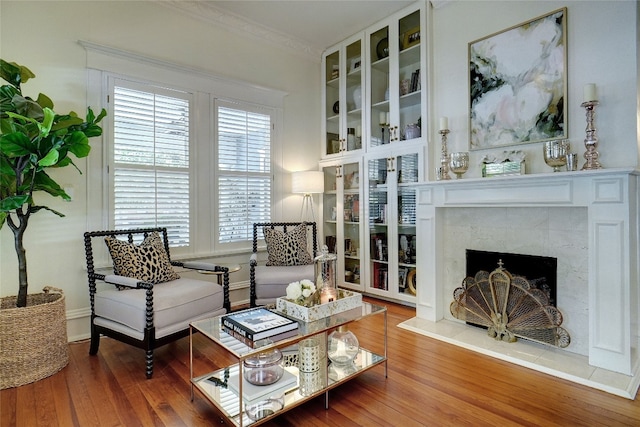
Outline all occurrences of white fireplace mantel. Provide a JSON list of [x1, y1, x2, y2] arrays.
[[415, 168, 639, 376]]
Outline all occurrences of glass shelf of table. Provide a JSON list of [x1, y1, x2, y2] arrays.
[[192, 347, 385, 426]]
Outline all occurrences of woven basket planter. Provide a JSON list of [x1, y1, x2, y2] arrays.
[[0, 287, 69, 389]]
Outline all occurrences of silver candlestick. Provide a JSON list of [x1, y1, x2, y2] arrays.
[[581, 100, 602, 170], [439, 129, 451, 180]]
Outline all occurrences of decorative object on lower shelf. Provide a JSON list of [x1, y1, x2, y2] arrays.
[[299, 369, 327, 397], [227, 368, 297, 404], [327, 326, 359, 365], [245, 394, 285, 422], [298, 336, 323, 373], [243, 339, 284, 386], [275, 290, 362, 322]]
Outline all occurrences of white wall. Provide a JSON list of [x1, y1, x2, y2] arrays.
[[431, 0, 639, 177], [0, 1, 320, 338]]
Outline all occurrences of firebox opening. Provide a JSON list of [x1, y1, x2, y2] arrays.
[[465, 249, 558, 306]]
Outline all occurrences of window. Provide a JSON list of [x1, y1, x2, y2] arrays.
[[216, 101, 272, 244], [111, 81, 191, 246]]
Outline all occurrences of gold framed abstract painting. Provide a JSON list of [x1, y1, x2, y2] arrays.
[[469, 8, 567, 150]]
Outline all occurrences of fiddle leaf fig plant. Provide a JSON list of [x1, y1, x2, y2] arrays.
[[0, 59, 106, 308]]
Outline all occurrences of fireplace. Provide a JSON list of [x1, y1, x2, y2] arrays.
[[407, 169, 639, 398]]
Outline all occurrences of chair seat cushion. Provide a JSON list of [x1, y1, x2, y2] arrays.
[[254, 264, 314, 299], [94, 277, 224, 333]]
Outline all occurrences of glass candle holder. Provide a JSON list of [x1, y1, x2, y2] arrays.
[[315, 245, 338, 303]]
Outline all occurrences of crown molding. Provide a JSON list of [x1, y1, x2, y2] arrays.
[[159, 0, 322, 62]]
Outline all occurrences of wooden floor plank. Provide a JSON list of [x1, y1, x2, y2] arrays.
[[1, 298, 638, 427]]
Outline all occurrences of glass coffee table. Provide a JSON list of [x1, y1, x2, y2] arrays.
[[190, 302, 387, 426]]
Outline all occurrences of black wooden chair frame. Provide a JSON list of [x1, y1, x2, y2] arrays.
[[84, 227, 230, 378]]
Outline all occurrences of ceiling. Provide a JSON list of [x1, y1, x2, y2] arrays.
[[180, 0, 418, 57]]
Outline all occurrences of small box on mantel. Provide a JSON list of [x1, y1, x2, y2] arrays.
[[482, 161, 525, 177], [275, 290, 362, 322]]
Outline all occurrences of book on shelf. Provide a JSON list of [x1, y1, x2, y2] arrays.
[[226, 368, 297, 405], [222, 325, 299, 348], [221, 307, 298, 342]]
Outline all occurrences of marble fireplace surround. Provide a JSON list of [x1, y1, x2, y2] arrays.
[[404, 168, 639, 398]]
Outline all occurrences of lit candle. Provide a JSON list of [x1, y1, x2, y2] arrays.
[[320, 288, 338, 304], [583, 83, 597, 102], [439, 116, 448, 131], [385, 112, 390, 125], [356, 125, 361, 138], [379, 111, 385, 125]]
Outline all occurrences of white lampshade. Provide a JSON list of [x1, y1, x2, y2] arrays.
[[291, 171, 324, 194]]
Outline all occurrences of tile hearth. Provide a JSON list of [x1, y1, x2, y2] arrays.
[[399, 317, 639, 399]]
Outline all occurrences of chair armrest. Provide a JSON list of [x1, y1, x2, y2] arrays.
[[177, 260, 221, 272], [104, 275, 151, 289]]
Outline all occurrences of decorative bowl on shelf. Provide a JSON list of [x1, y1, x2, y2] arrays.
[[449, 152, 470, 179], [243, 340, 284, 386], [543, 139, 570, 172], [245, 394, 285, 421]]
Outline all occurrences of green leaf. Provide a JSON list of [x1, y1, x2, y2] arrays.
[[38, 148, 59, 167], [0, 131, 33, 157], [0, 194, 29, 211], [36, 93, 53, 110], [12, 94, 44, 120], [0, 211, 6, 229], [31, 170, 69, 199], [32, 205, 65, 217], [66, 131, 90, 158]]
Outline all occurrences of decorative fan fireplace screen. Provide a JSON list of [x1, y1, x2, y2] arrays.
[[450, 260, 570, 348]]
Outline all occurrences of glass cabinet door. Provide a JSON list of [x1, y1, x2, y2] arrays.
[[323, 36, 364, 158], [321, 161, 363, 291], [324, 49, 341, 156], [368, 25, 390, 149], [397, 10, 422, 143], [366, 5, 425, 151], [341, 162, 361, 287], [396, 153, 418, 297], [345, 40, 363, 154], [367, 157, 390, 291]]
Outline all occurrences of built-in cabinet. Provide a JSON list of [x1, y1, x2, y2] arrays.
[[320, 160, 364, 293], [320, 2, 427, 304]]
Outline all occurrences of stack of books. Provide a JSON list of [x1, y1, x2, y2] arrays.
[[221, 307, 299, 348]]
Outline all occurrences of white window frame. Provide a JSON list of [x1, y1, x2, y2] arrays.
[[108, 77, 194, 252], [214, 99, 275, 251]]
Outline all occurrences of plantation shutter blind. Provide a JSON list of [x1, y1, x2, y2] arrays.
[[112, 84, 191, 246], [217, 103, 272, 243]]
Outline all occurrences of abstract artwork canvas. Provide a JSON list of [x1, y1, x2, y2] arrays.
[[469, 8, 567, 150]]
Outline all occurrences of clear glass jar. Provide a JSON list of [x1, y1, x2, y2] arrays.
[[327, 325, 359, 365], [243, 340, 284, 386]]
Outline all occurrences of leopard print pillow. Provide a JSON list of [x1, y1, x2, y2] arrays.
[[263, 223, 313, 266], [104, 232, 179, 287]]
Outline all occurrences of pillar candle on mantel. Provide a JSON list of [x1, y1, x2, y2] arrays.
[[439, 116, 448, 131], [583, 83, 597, 102], [379, 111, 385, 125]]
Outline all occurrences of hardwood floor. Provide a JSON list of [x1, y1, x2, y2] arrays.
[[2, 298, 639, 426]]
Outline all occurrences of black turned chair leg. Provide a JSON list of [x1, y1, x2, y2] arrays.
[[89, 322, 100, 355], [145, 350, 153, 379]]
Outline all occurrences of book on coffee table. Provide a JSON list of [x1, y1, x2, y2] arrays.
[[221, 307, 298, 343]]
